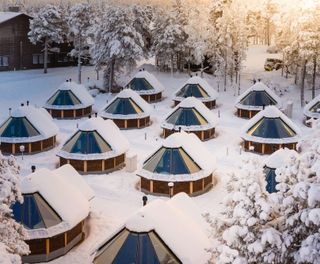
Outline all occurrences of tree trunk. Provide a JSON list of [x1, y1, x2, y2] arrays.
[[77, 34, 82, 84], [224, 49, 227, 91], [281, 52, 284, 77], [295, 65, 299, 85], [171, 54, 174, 77], [96, 69, 99, 81], [301, 60, 307, 107], [44, 37, 48, 74], [200, 61, 204, 78], [109, 57, 115, 93], [312, 55, 317, 99]]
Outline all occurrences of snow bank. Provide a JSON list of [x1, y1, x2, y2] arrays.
[[95, 193, 211, 264], [126, 70, 165, 94], [174, 76, 218, 102], [235, 82, 282, 110], [138, 132, 216, 181], [58, 117, 130, 160], [161, 97, 218, 131], [99, 89, 151, 120], [241, 106, 301, 144], [264, 148, 299, 169], [304, 94, 320, 119], [21, 166, 91, 239], [44, 81, 94, 110], [0, 104, 59, 143]]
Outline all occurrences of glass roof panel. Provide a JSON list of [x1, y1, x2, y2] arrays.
[[0, 117, 40, 138], [47, 90, 81, 106], [104, 98, 143, 115], [176, 84, 209, 98], [128, 78, 154, 91], [240, 91, 277, 106], [310, 101, 320, 113], [166, 108, 208, 126]]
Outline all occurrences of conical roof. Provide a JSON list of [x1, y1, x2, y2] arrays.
[[138, 132, 215, 182], [100, 89, 151, 120], [12, 166, 91, 239], [45, 81, 94, 110], [174, 76, 218, 102], [304, 94, 320, 119], [93, 193, 211, 264], [235, 82, 281, 110], [241, 106, 300, 144], [161, 97, 217, 131], [58, 117, 129, 160], [126, 71, 164, 95], [0, 104, 58, 143]]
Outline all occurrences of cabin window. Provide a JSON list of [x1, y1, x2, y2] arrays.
[[0, 56, 9, 67], [33, 54, 43, 64]]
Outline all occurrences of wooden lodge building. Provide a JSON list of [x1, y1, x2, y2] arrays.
[[0, 10, 74, 72]]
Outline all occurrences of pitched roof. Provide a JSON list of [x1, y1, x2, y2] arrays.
[[58, 117, 129, 160], [138, 132, 215, 181], [0, 104, 58, 143], [45, 81, 94, 110], [18, 165, 92, 239], [161, 97, 218, 131], [126, 71, 165, 94], [0, 12, 28, 24], [304, 94, 320, 119], [174, 76, 218, 102], [235, 82, 281, 110], [93, 193, 211, 264], [241, 106, 301, 144], [100, 89, 151, 120]]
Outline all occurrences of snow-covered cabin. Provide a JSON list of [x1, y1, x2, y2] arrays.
[[99, 89, 151, 129], [241, 106, 300, 154], [125, 70, 165, 103], [11, 165, 93, 263], [161, 97, 218, 141], [0, 104, 58, 154], [235, 81, 281, 118], [264, 148, 298, 193], [44, 81, 94, 119], [93, 193, 211, 264], [57, 116, 129, 174], [137, 132, 215, 196], [303, 94, 320, 124], [173, 76, 218, 109]]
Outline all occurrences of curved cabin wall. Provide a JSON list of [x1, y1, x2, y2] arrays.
[[46, 106, 92, 119], [163, 127, 215, 141]]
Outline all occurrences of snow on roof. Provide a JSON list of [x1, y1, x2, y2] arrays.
[[235, 82, 282, 110], [95, 193, 211, 264], [161, 97, 218, 131], [138, 132, 215, 181], [0, 104, 58, 143], [241, 106, 301, 144], [99, 89, 151, 120], [58, 117, 130, 160], [21, 167, 90, 239], [45, 81, 94, 110], [0, 12, 24, 24], [304, 94, 320, 119], [264, 148, 299, 169], [126, 70, 165, 94], [174, 76, 218, 102], [55, 164, 95, 201]]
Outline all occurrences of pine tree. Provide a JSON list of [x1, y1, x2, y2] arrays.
[[28, 4, 67, 74], [0, 154, 29, 263], [67, 3, 93, 84]]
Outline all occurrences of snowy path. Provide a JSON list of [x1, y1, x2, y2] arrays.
[[0, 45, 313, 263]]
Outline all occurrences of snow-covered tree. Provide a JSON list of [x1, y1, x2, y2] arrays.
[[90, 6, 147, 92], [67, 3, 93, 84], [28, 4, 67, 74], [209, 157, 281, 264], [0, 154, 29, 263]]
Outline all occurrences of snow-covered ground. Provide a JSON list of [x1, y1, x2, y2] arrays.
[[0, 45, 314, 263]]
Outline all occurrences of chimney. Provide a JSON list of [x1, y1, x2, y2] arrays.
[[21, 103, 24, 107], [26, 101, 29, 106], [88, 115, 91, 119], [8, 6, 20, 12], [262, 104, 265, 110], [31, 165, 36, 173], [95, 113, 98, 117]]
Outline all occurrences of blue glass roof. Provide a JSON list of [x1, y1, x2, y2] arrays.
[[240, 91, 276, 106], [0, 117, 40, 138], [47, 90, 81, 106], [62, 131, 111, 154], [166, 108, 208, 126], [248, 117, 296, 139], [176, 84, 209, 98], [11, 193, 61, 230], [94, 229, 180, 264], [310, 101, 320, 113], [104, 98, 143, 115], [128, 78, 154, 91]]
